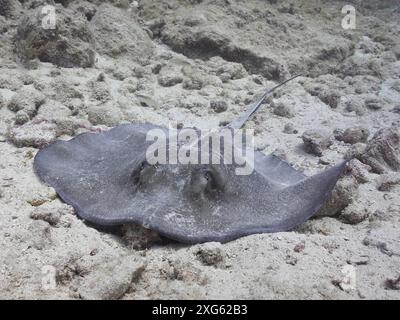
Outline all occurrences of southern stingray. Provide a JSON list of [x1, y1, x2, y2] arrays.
[[33, 75, 347, 243]]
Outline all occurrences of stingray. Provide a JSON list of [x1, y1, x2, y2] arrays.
[[33, 75, 347, 244]]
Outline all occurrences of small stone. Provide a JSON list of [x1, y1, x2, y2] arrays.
[[194, 242, 225, 266], [30, 208, 61, 226], [219, 120, 230, 127], [182, 66, 206, 90], [27, 197, 47, 207], [252, 75, 264, 85], [362, 237, 393, 256], [158, 74, 183, 87], [344, 143, 367, 160], [49, 78, 84, 103], [302, 129, 333, 156], [272, 148, 288, 161], [318, 89, 341, 109], [78, 256, 145, 300], [364, 96, 384, 110], [50, 69, 61, 77], [337, 127, 370, 145], [182, 76, 204, 90], [37, 101, 72, 123], [393, 44, 400, 59], [24, 221, 51, 250], [278, 3, 296, 14], [360, 127, 400, 174], [30, 202, 74, 227], [26, 189, 58, 207], [385, 276, 400, 290], [391, 106, 400, 114], [161, 259, 207, 284], [14, 110, 30, 125], [358, 36, 384, 54], [283, 123, 298, 134], [344, 97, 365, 115], [15, 6, 95, 67], [272, 101, 295, 118], [177, 96, 208, 110], [183, 13, 207, 27], [376, 173, 400, 191], [0, 93, 4, 108], [87, 104, 123, 126], [285, 254, 298, 265], [210, 100, 228, 113], [21, 74, 35, 85], [346, 159, 370, 184], [294, 242, 305, 253], [8, 87, 46, 118], [347, 254, 370, 266], [133, 66, 148, 78], [8, 121, 57, 148], [122, 224, 161, 250], [91, 4, 153, 61], [151, 63, 162, 74], [333, 128, 344, 140], [90, 82, 111, 103], [0, 0, 21, 18], [318, 157, 331, 165], [317, 175, 359, 217], [97, 73, 106, 82], [216, 61, 247, 81], [218, 72, 231, 83], [340, 205, 369, 224]]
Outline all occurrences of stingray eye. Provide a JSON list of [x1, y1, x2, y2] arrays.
[[132, 161, 148, 185], [204, 170, 219, 191]]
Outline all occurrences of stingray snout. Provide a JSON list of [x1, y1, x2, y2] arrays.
[[186, 165, 227, 198]]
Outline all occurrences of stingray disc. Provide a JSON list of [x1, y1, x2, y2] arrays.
[[34, 123, 347, 243]]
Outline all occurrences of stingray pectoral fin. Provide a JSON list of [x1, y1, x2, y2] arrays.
[[274, 161, 348, 231]]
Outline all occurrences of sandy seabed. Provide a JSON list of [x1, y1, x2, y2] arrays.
[[0, 0, 399, 299]]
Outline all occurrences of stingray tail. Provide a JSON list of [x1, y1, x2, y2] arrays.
[[228, 74, 302, 129]]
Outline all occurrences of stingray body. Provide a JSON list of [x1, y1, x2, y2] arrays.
[[34, 76, 347, 243]]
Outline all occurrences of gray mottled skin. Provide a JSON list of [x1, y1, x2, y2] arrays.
[[33, 77, 347, 243], [34, 122, 346, 243]]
